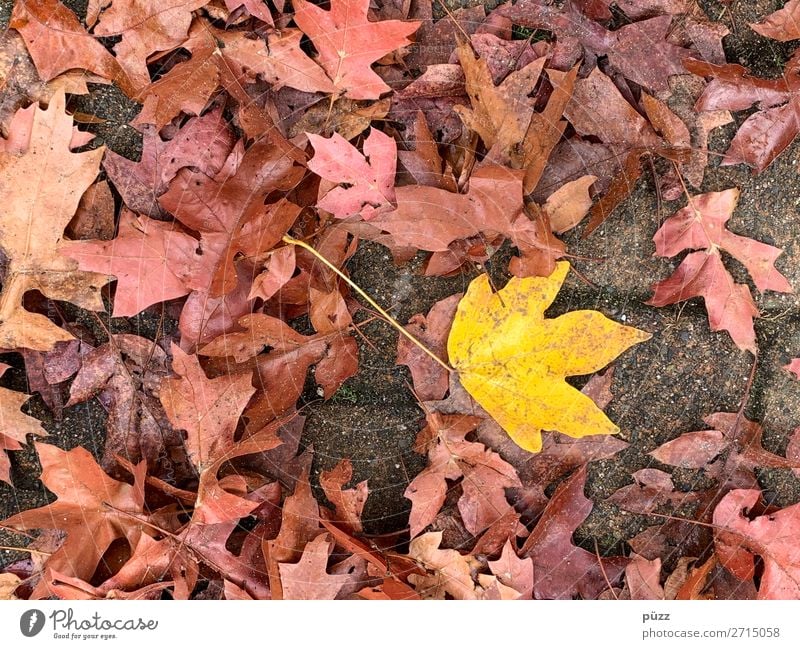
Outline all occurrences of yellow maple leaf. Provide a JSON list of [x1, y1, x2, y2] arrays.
[[447, 261, 650, 453]]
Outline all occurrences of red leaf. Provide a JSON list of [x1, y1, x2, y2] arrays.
[[714, 489, 800, 599], [293, 0, 420, 99], [520, 466, 627, 599], [647, 189, 792, 352], [307, 128, 397, 220], [320, 459, 368, 534]]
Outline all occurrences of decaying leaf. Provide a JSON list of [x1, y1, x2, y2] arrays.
[[448, 261, 650, 452]]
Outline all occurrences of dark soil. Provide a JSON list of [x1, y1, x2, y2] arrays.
[[4, 0, 800, 570]]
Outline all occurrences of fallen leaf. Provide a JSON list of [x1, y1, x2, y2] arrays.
[[625, 553, 665, 600], [278, 534, 351, 600], [448, 261, 650, 452], [293, 0, 420, 99], [134, 21, 334, 130], [650, 412, 800, 494], [307, 128, 397, 220], [607, 468, 700, 515], [160, 344, 255, 472], [0, 90, 110, 351], [714, 489, 800, 599], [90, 0, 207, 90], [487, 540, 534, 599], [520, 466, 627, 599], [397, 294, 461, 401], [686, 55, 800, 172], [647, 188, 792, 353], [0, 364, 48, 485], [320, 459, 368, 534], [750, 1, 800, 42], [405, 413, 521, 537], [407, 531, 483, 599], [10, 0, 134, 95], [0, 573, 21, 600], [104, 108, 234, 218], [785, 359, 800, 379], [1, 443, 146, 598], [66, 334, 191, 481]]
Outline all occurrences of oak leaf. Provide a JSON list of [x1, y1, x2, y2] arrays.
[[0, 90, 110, 351], [1, 443, 147, 598], [407, 531, 483, 599], [447, 261, 650, 452], [404, 413, 521, 537], [713, 489, 800, 599], [160, 344, 255, 472], [487, 540, 534, 599], [293, 0, 420, 99], [307, 128, 397, 220], [320, 459, 368, 535], [278, 534, 350, 600], [647, 188, 792, 353], [0, 364, 48, 485], [520, 466, 627, 599]]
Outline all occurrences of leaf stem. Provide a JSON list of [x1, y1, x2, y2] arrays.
[[282, 235, 454, 373]]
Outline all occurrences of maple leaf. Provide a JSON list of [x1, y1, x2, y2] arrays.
[[647, 189, 792, 353], [520, 466, 627, 599], [686, 55, 800, 172], [0, 90, 110, 351], [90, 0, 207, 90], [292, 0, 420, 99], [447, 261, 650, 453], [1, 443, 147, 598], [713, 489, 800, 599], [308, 128, 397, 220], [10, 0, 134, 95], [650, 412, 800, 494], [405, 413, 521, 537], [751, 1, 800, 42], [278, 534, 350, 600], [134, 21, 334, 130], [0, 364, 48, 485], [607, 468, 700, 515], [63, 209, 200, 317]]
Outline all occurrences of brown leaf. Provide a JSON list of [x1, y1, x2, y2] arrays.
[[320, 459, 368, 534], [0, 90, 110, 351], [520, 466, 627, 599], [10, 0, 134, 95], [397, 294, 460, 401], [278, 534, 351, 600], [405, 413, 521, 538], [2, 443, 147, 598], [0, 364, 48, 485], [625, 553, 665, 600], [407, 531, 483, 599]]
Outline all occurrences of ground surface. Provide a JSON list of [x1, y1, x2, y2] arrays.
[[3, 0, 800, 569]]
